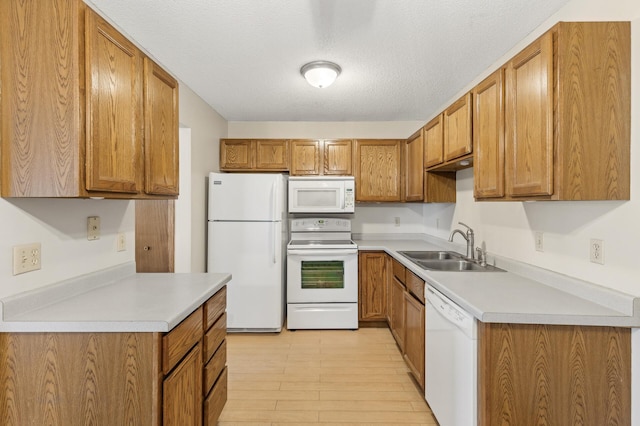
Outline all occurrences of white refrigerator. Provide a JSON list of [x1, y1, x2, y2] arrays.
[[207, 172, 287, 332]]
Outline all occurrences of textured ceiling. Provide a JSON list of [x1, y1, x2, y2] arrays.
[[87, 0, 570, 122]]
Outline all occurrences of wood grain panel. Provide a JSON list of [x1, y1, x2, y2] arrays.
[[143, 57, 179, 196], [0, 0, 84, 197], [424, 171, 456, 203], [204, 340, 227, 396], [289, 139, 320, 175], [358, 251, 388, 321], [135, 199, 175, 272], [505, 31, 554, 197], [163, 343, 203, 426], [423, 114, 444, 168], [162, 306, 203, 374], [255, 139, 289, 170], [478, 322, 631, 426], [85, 8, 143, 193], [474, 69, 505, 199], [443, 93, 473, 162], [220, 139, 253, 169], [204, 368, 228, 426], [389, 277, 406, 352], [204, 287, 227, 330], [354, 139, 402, 202], [405, 271, 425, 304], [204, 313, 226, 362], [391, 258, 406, 283], [555, 22, 630, 200], [405, 130, 424, 201], [0, 332, 159, 426], [323, 139, 353, 175], [403, 292, 425, 390]]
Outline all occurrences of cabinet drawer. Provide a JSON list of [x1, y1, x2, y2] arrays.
[[204, 340, 227, 396], [204, 368, 228, 426], [163, 306, 203, 374], [204, 313, 226, 362], [406, 271, 425, 304], [392, 258, 406, 283], [204, 287, 226, 330]]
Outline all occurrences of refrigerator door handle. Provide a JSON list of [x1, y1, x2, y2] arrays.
[[271, 180, 277, 221], [272, 221, 277, 263]]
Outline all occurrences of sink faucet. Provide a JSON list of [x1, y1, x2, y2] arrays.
[[448, 222, 475, 259]]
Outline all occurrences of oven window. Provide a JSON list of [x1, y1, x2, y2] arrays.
[[301, 260, 344, 289]]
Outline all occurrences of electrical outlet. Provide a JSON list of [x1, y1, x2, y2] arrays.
[[394, 217, 400, 226], [590, 239, 604, 264], [534, 231, 544, 252], [87, 216, 100, 240], [13, 243, 41, 275], [117, 233, 126, 252]]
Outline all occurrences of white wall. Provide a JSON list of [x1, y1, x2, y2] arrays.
[[228, 121, 423, 140], [179, 84, 228, 272]]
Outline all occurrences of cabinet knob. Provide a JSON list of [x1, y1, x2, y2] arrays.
[[144, 246, 152, 251]]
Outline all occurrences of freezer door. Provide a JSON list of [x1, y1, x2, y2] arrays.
[[208, 172, 285, 221], [208, 221, 285, 331]]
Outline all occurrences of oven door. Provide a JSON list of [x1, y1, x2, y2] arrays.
[[287, 248, 358, 303]]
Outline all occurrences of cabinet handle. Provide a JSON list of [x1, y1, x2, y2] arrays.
[[144, 246, 152, 251]]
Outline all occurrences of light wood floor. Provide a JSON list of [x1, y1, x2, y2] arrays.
[[218, 326, 438, 425]]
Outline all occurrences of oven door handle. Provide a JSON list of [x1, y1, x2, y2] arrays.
[[287, 248, 358, 256]]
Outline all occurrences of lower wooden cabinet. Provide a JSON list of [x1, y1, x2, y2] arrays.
[[389, 276, 406, 352], [358, 251, 388, 322], [403, 289, 425, 389], [0, 287, 228, 426]]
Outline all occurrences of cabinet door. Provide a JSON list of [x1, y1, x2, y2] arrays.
[[358, 252, 388, 321], [355, 140, 402, 202], [290, 140, 321, 175], [505, 32, 554, 197], [143, 58, 179, 196], [163, 343, 203, 426], [473, 69, 505, 199], [443, 93, 473, 162], [323, 139, 353, 175], [405, 131, 424, 201], [390, 277, 406, 352], [404, 292, 425, 389], [424, 115, 444, 168], [255, 140, 289, 170], [220, 139, 253, 169], [85, 9, 143, 193]]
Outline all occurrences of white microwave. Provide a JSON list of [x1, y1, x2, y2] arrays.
[[288, 176, 355, 213]]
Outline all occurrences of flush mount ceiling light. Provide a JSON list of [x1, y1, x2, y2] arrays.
[[300, 61, 341, 88]]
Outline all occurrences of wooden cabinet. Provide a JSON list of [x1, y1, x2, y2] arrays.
[[354, 139, 402, 202], [290, 139, 353, 176], [0, 0, 179, 199], [403, 271, 425, 389], [478, 322, 631, 426], [473, 69, 505, 199], [358, 251, 388, 322], [220, 139, 289, 171], [405, 130, 424, 201], [443, 93, 473, 163], [0, 287, 228, 426], [423, 115, 444, 168], [389, 258, 406, 352], [502, 22, 630, 201]]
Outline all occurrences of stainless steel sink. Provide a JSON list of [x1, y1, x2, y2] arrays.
[[398, 251, 505, 272], [398, 251, 462, 261]]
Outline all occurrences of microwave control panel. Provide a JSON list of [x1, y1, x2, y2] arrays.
[[345, 188, 354, 209]]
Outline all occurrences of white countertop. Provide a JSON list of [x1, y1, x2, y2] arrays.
[[355, 236, 640, 327], [0, 263, 231, 332]]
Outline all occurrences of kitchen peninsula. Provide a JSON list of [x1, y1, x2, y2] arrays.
[[0, 263, 230, 426]]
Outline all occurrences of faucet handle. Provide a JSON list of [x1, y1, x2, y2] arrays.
[[476, 247, 487, 266], [458, 221, 473, 234]]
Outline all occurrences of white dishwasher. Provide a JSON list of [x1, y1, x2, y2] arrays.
[[425, 284, 477, 426]]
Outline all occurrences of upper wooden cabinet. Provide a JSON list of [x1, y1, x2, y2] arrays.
[[473, 69, 505, 199], [423, 115, 444, 168], [474, 21, 630, 201], [220, 139, 289, 171], [354, 139, 402, 202], [0, 1, 179, 199], [443, 93, 473, 163], [290, 139, 352, 176], [405, 130, 424, 201]]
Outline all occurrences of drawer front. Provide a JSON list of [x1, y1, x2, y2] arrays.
[[163, 306, 203, 374], [204, 287, 226, 330], [204, 368, 228, 426], [204, 340, 227, 396], [204, 312, 226, 362], [406, 271, 425, 304], [392, 258, 406, 283]]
